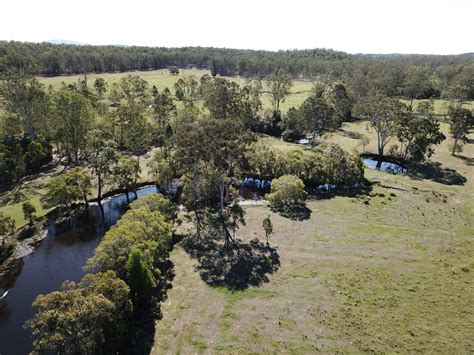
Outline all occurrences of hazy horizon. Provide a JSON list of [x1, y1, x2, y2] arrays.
[[1, 0, 473, 55]]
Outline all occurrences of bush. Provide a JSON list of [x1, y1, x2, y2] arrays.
[[267, 175, 307, 210]]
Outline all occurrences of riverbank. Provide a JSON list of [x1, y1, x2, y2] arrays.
[[0, 182, 157, 277]]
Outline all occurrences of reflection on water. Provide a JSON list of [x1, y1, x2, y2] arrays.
[[0, 186, 157, 355], [362, 158, 407, 174]]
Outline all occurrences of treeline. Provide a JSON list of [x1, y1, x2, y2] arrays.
[[1, 41, 473, 100]]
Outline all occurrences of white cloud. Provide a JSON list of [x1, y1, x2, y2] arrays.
[[1, 0, 472, 54]]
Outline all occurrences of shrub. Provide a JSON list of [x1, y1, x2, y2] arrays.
[[267, 175, 307, 211]]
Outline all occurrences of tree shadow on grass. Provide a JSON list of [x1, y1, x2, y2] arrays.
[[272, 204, 312, 221], [182, 234, 280, 290], [454, 154, 474, 166], [406, 161, 467, 185], [337, 128, 364, 140]]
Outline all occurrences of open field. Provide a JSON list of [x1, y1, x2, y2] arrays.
[[37, 69, 315, 113], [151, 122, 473, 353]]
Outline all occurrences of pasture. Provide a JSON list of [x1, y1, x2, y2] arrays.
[[37, 68, 314, 112], [151, 122, 473, 354]]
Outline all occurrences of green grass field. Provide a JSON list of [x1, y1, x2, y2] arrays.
[[151, 122, 473, 354], [37, 68, 314, 112]]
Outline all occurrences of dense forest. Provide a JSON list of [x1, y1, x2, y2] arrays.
[[1, 41, 473, 100]]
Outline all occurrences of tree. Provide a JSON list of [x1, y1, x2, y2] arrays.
[[0, 135, 26, 187], [126, 248, 155, 307], [52, 90, 95, 164], [93, 78, 107, 99], [86, 129, 118, 204], [22, 201, 36, 226], [447, 74, 474, 102], [447, 104, 473, 155], [173, 118, 255, 243], [0, 77, 50, 139], [355, 95, 401, 156], [323, 82, 353, 122], [26, 271, 130, 354], [86, 206, 172, 278], [262, 215, 273, 246], [148, 152, 173, 194], [168, 66, 179, 75], [153, 87, 176, 133], [267, 175, 307, 211], [395, 101, 445, 161], [26, 140, 48, 173], [299, 96, 336, 141], [113, 155, 141, 204], [42, 174, 82, 208], [110, 75, 150, 150], [268, 69, 292, 110], [130, 193, 178, 222], [67, 167, 92, 206], [0, 212, 15, 246]]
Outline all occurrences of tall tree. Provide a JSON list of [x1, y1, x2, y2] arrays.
[[268, 69, 292, 110], [395, 101, 445, 160], [0, 212, 15, 246], [0, 77, 50, 139], [112, 155, 141, 204], [85, 129, 118, 204], [93, 78, 108, 99], [299, 96, 336, 141], [126, 248, 155, 307], [22, 201, 37, 226], [323, 82, 353, 123], [174, 118, 254, 242], [52, 90, 95, 164], [447, 104, 473, 155], [356, 95, 402, 156]]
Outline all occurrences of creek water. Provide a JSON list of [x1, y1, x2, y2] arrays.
[[0, 186, 157, 355], [362, 158, 407, 174]]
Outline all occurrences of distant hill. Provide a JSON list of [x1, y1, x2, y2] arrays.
[[47, 39, 86, 45]]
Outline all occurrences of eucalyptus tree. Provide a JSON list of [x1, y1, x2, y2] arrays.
[[86, 129, 118, 204], [267, 68, 292, 110], [0, 77, 50, 139], [112, 155, 141, 204], [355, 94, 403, 157], [395, 101, 445, 161], [447, 104, 473, 155], [52, 90, 95, 164], [174, 118, 255, 242]]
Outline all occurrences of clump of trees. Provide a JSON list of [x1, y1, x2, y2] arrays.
[[247, 142, 364, 188], [355, 95, 447, 161], [26, 271, 131, 354], [27, 195, 175, 353], [281, 82, 353, 142]]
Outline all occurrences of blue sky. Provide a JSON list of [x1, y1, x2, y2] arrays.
[[1, 0, 472, 54]]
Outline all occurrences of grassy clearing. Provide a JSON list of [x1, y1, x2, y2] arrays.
[[37, 68, 314, 112], [152, 121, 473, 353]]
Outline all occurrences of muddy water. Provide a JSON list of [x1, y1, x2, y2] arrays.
[[0, 186, 157, 355]]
